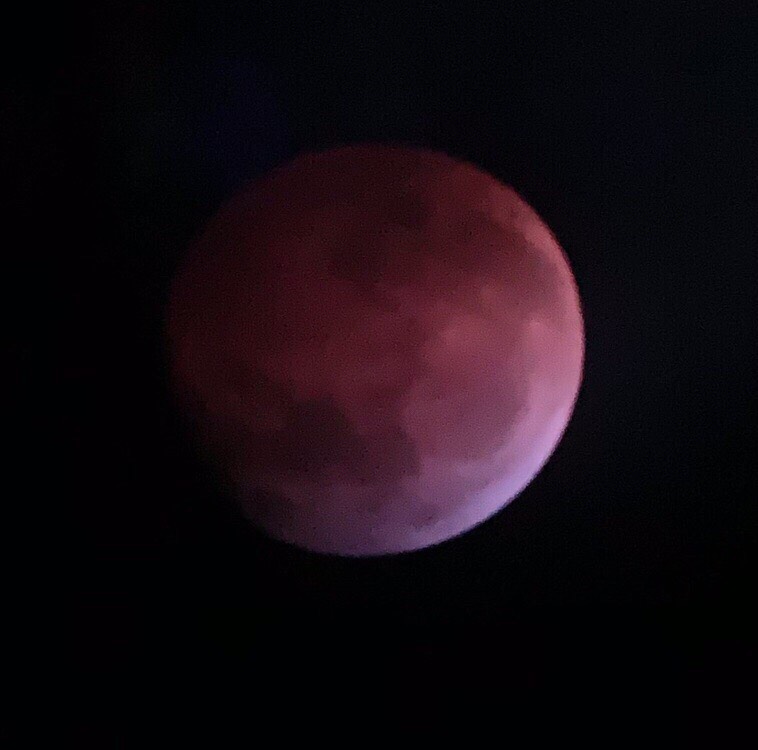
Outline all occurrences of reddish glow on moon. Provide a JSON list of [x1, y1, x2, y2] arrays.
[[167, 144, 584, 555]]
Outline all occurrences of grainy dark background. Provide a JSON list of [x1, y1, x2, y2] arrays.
[[11, 1, 756, 741]]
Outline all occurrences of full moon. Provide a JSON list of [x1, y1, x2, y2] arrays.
[[167, 144, 584, 556]]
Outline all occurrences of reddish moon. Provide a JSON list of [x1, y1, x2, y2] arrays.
[[167, 144, 584, 556]]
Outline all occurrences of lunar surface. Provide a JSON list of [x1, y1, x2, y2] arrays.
[[166, 144, 584, 555]]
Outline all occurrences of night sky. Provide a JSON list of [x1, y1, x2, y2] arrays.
[[14, 1, 756, 741]]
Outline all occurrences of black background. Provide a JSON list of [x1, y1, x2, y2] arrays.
[[12, 1, 756, 741]]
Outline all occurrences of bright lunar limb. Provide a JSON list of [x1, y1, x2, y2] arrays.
[[167, 144, 584, 555]]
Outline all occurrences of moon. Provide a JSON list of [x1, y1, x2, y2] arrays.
[[166, 144, 584, 556]]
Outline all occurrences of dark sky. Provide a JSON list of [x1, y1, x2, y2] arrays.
[[13, 1, 756, 741]]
